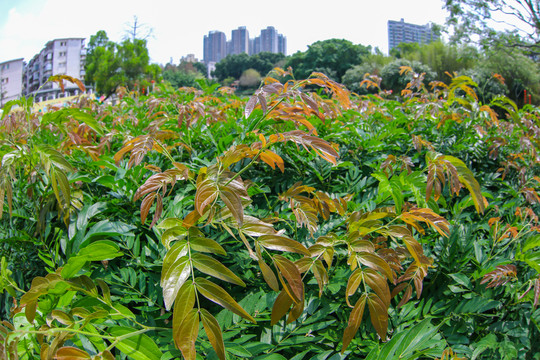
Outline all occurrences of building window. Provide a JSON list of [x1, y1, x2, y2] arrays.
[[59, 51, 66, 57], [60, 41, 66, 46], [1, 64, 9, 70], [1, 78, 8, 84], [59, 62, 67, 67]]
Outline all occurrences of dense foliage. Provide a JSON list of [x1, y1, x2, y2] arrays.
[[0, 68, 539, 360], [85, 30, 161, 97]]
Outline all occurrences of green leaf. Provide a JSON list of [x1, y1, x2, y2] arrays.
[[195, 277, 256, 323], [109, 326, 162, 360], [61, 241, 123, 279]]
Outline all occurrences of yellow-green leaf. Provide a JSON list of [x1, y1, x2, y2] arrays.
[[176, 308, 199, 360], [200, 308, 226, 360], [259, 258, 280, 292], [161, 244, 190, 310], [191, 253, 245, 286], [195, 277, 256, 323], [189, 236, 226, 256], [173, 281, 195, 344]]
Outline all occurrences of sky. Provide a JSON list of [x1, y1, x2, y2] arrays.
[[0, 0, 450, 65]]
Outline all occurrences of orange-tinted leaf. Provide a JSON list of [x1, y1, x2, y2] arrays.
[[274, 255, 304, 304], [312, 260, 328, 297], [259, 258, 280, 292], [25, 300, 37, 323], [173, 282, 195, 345], [200, 309, 226, 360], [287, 293, 304, 324], [258, 235, 310, 256], [183, 209, 202, 229], [175, 308, 199, 360], [363, 268, 391, 308], [346, 269, 363, 307], [220, 187, 244, 227], [245, 94, 258, 118], [191, 253, 245, 286], [195, 277, 256, 323], [397, 284, 412, 308], [259, 150, 285, 173], [54, 347, 91, 360], [357, 252, 394, 282], [271, 290, 293, 325], [195, 178, 218, 215], [367, 293, 388, 341], [341, 294, 367, 354]]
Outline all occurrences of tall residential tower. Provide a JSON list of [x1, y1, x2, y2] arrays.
[[387, 18, 440, 51]]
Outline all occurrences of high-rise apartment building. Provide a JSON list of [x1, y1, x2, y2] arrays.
[[203, 26, 287, 65], [203, 31, 227, 63], [387, 18, 440, 51], [0, 58, 24, 107], [230, 26, 249, 55], [23, 38, 86, 102]]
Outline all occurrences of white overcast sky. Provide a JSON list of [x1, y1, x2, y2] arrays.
[[0, 0, 450, 65]]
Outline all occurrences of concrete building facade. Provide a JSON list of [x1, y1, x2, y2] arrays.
[[23, 38, 86, 102], [387, 18, 440, 51], [0, 58, 24, 107]]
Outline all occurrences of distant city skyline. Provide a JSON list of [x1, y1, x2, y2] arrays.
[[0, 0, 450, 65], [204, 26, 286, 64]]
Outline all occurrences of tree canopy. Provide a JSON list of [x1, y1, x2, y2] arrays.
[[444, 0, 540, 51], [85, 30, 160, 97], [212, 52, 285, 81], [285, 39, 371, 81]]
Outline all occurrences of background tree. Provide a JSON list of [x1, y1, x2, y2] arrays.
[[286, 39, 371, 81], [238, 68, 261, 89], [444, 0, 540, 51], [212, 52, 285, 82], [380, 59, 436, 95], [162, 60, 207, 89], [85, 30, 161, 97]]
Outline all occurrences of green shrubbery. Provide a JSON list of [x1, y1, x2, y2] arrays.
[[0, 69, 539, 360]]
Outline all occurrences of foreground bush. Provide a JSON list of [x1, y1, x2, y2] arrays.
[[0, 69, 538, 359]]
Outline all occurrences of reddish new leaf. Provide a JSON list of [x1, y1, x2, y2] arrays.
[[341, 294, 367, 354], [271, 290, 293, 325]]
